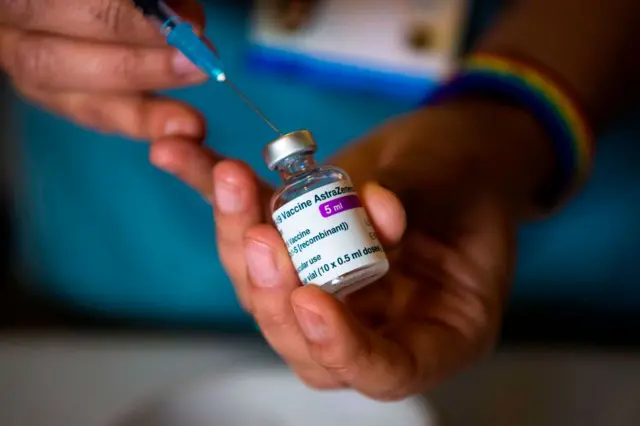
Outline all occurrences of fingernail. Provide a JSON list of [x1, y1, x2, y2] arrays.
[[245, 240, 280, 288], [164, 117, 201, 137], [213, 179, 245, 214], [172, 52, 205, 78], [294, 305, 329, 342]]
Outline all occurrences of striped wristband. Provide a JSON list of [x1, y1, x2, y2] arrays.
[[423, 52, 595, 210]]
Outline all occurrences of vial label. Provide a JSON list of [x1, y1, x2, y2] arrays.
[[273, 180, 386, 286]]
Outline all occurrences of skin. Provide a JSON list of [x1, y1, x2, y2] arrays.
[[0, 0, 208, 140], [3, 0, 640, 401], [148, 0, 640, 400], [150, 99, 554, 400]]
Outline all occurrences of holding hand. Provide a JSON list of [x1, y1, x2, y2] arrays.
[[0, 0, 207, 140], [152, 99, 555, 400]]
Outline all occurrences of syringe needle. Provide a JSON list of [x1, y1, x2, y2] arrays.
[[131, 1, 281, 135], [225, 80, 283, 136]]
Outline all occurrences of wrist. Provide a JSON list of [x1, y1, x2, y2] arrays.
[[422, 51, 597, 217], [372, 98, 558, 220], [437, 98, 558, 218]]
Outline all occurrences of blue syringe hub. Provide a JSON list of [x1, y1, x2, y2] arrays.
[[165, 22, 226, 82]]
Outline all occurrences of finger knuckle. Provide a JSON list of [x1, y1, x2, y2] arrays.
[[255, 310, 290, 330], [317, 351, 362, 383], [316, 339, 373, 381], [119, 96, 147, 138], [112, 48, 143, 84], [455, 295, 496, 348], [255, 316, 301, 351], [90, 0, 125, 34], [294, 368, 343, 391], [1, 0, 35, 23], [216, 229, 242, 251], [11, 36, 53, 87], [322, 362, 360, 383], [76, 100, 116, 134]]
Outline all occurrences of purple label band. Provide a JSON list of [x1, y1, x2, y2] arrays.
[[319, 194, 362, 218]]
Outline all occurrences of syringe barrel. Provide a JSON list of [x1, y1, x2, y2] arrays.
[[165, 23, 226, 82], [131, 0, 226, 82]]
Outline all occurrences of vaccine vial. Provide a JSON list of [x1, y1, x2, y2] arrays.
[[263, 130, 389, 298]]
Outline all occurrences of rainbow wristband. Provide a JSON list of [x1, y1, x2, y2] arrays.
[[423, 52, 595, 209]]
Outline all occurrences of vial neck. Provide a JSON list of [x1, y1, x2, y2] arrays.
[[276, 154, 318, 181]]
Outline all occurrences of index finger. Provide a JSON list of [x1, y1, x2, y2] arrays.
[[211, 160, 269, 310], [0, 0, 205, 45]]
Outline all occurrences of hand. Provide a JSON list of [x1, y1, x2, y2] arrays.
[[1, 0, 207, 141], [151, 99, 554, 400]]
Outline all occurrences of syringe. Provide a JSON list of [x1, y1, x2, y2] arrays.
[[132, 0, 282, 135]]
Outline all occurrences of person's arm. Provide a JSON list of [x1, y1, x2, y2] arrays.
[[427, 0, 640, 217], [152, 1, 640, 401], [479, 0, 640, 128]]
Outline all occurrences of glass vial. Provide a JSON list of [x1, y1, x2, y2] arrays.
[[263, 130, 389, 299]]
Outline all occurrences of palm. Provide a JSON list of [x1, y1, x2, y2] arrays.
[[152, 102, 527, 400], [345, 196, 514, 388], [323, 109, 517, 395]]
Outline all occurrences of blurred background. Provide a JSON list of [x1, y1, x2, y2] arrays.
[[1, 1, 640, 425]]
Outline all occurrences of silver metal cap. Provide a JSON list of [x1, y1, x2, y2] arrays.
[[262, 130, 317, 170]]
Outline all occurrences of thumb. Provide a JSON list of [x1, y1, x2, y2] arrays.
[[361, 182, 406, 247]]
